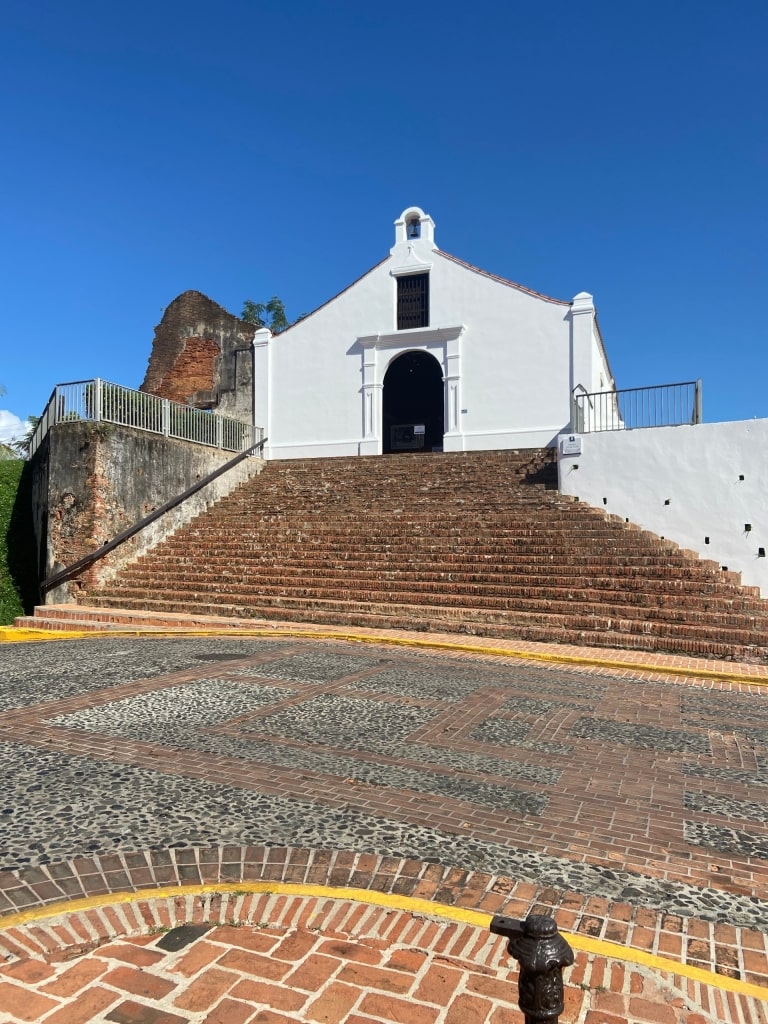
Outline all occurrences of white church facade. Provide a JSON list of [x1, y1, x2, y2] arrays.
[[31, 205, 768, 598], [253, 207, 615, 460]]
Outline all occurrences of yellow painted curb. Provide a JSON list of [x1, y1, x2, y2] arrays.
[[2, 882, 766, 1001], [2, 623, 768, 687]]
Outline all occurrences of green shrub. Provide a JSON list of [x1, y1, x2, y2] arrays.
[[0, 461, 37, 623]]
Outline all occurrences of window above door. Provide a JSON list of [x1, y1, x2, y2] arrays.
[[396, 273, 429, 330]]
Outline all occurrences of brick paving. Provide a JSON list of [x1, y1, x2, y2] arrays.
[[2, 882, 766, 1024], [0, 628, 767, 1022]]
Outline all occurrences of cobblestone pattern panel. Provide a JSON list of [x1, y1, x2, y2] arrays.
[[2, 637, 768, 935]]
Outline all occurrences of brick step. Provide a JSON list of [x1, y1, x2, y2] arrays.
[[224, 482, 559, 504], [229, 479, 561, 494], [145, 530, 703, 555], [93, 585, 768, 647], [176, 521, 668, 540], [168, 542, 696, 565], [130, 556, 735, 587], [100, 582, 768, 631], [197, 504, 579, 521], [109, 566, 767, 614], [117, 563, 759, 598], [246, 451, 557, 475], [86, 595, 766, 661], [236, 493, 563, 510], [148, 509, 683, 534], [13, 614, 175, 633], [81, 448, 768, 661], [179, 517, 646, 532], [155, 545, 704, 569], [137, 540, 729, 573], [205, 512, 602, 528]]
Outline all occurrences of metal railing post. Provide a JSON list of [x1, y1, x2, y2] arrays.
[[94, 378, 102, 422], [694, 379, 703, 424], [490, 914, 574, 1023]]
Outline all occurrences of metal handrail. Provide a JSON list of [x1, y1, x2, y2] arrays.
[[41, 436, 267, 594], [572, 379, 702, 432]]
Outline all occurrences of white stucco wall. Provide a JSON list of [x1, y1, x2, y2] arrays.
[[590, 327, 614, 393], [259, 207, 598, 459], [557, 420, 768, 595]]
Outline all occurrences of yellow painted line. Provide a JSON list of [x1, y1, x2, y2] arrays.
[[3, 622, 767, 687], [2, 882, 766, 1001]]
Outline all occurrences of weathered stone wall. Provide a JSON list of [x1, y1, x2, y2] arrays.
[[33, 421, 263, 603], [140, 291, 255, 425], [29, 433, 51, 596]]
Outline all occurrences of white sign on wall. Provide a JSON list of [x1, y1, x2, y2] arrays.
[[560, 434, 583, 456]]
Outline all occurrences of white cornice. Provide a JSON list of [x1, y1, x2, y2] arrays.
[[358, 325, 465, 349], [390, 261, 434, 277], [252, 327, 272, 348]]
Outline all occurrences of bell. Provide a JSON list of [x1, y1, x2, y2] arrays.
[[407, 219, 420, 239]]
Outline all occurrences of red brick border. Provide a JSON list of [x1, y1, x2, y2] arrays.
[[1, 846, 766, 989]]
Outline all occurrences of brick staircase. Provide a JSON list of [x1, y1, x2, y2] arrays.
[[22, 450, 768, 660]]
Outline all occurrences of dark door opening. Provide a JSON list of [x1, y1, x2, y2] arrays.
[[382, 351, 444, 454]]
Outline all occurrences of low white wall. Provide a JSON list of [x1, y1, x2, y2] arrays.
[[558, 420, 768, 596]]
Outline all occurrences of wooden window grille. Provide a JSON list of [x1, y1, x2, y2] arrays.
[[397, 274, 429, 330]]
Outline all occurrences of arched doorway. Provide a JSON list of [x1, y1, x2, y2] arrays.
[[382, 351, 444, 454]]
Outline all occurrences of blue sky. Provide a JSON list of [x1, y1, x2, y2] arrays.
[[1, 0, 766, 443]]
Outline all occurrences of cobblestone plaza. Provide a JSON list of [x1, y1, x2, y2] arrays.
[[1, 632, 767, 1022]]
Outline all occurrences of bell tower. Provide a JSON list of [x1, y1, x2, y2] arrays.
[[392, 206, 436, 249]]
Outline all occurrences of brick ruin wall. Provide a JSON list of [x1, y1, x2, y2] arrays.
[[140, 290, 255, 425], [36, 421, 263, 603]]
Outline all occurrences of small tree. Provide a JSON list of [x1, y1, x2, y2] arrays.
[[11, 416, 39, 457], [241, 296, 292, 333]]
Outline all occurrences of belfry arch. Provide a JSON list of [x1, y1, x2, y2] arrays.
[[382, 350, 444, 454]]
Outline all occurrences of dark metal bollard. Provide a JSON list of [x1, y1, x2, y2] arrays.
[[490, 913, 574, 1024]]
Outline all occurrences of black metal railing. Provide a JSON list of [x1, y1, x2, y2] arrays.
[[572, 379, 702, 433]]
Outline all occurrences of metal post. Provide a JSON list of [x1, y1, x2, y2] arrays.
[[693, 379, 703, 424], [490, 914, 574, 1023]]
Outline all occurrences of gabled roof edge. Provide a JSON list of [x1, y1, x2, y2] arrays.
[[592, 310, 617, 388], [435, 250, 571, 306], [277, 255, 392, 335]]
